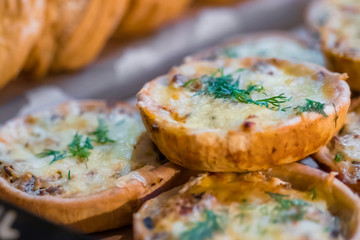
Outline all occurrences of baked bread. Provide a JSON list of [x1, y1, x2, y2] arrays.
[[186, 31, 324, 66], [196, 0, 245, 6], [137, 57, 350, 172], [134, 163, 360, 240], [307, 0, 360, 91], [0, 0, 45, 87], [314, 97, 360, 192], [24, 0, 129, 77], [0, 100, 190, 233], [113, 0, 191, 39]]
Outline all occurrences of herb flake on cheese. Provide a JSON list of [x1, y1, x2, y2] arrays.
[[91, 118, 115, 144], [181, 210, 221, 240], [295, 99, 328, 117], [266, 192, 310, 223], [36, 149, 68, 165], [334, 152, 344, 162], [68, 133, 93, 161]]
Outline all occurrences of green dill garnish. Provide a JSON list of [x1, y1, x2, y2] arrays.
[[68, 170, 71, 180], [36, 149, 67, 165], [295, 99, 328, 117], [184, 69, 292, 111], [68, 133, 93, 161], [308, 188, 317, 200], [333, 103, 338, 127], [334, 152, 344, 162], [91, 119, 115, 144], [181, 210, 221, 240], [183, 78, 199, 88], [223, 47, 238, 58], [266, 192, 309, 223]]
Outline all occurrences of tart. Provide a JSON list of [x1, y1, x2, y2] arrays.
[[113, 0, 191, 39], [137, 57, 350, 172], [134, 163, 360, 240], [186, 31, 324, 66], [310, 0, 360, 91], [314, 98, 360, 192], [0, 0, 44, 87], [24, 0, 129, 77], [0, 100, 189, 233]]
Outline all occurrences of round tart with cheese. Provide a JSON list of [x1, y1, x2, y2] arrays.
[[314, 98, 360, 192], [0, 100, 188, 233], [134, 163, 360, 240], [186, 31, 324, 66], [308, 0, 360, 91], [137, 58, 350, 172]]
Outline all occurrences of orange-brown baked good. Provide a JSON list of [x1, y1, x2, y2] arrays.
[[134, 163, 360, 240], [113, 0, 191, 39], [314, 97, 360, 193], [137, 58, 350, 172], [25, 0, 129, 77], [0, 0, 45, 87], [0, 100, 190, 233]]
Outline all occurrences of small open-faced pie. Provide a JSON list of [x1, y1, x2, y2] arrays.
[[134, 163, 360, 240], [307, 0, 360, 91], [0, 100, 189, 233], [314, 97, 360, 192], [186, 31, 324, 66], [137, 58, 350, 172]]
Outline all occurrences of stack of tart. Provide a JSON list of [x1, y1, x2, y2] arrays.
[[1, 1, 360, 239]]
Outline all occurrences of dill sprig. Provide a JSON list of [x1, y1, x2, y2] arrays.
[[68, 133, 93, 161], [183, 69, 292, 111], [334, 152, 344, 162], [91, 118, 115, 144], [36, 149, 67, 164], [181, 210, 221, 240], [266, 192, 309, 223], [295, 99, 328, 117]]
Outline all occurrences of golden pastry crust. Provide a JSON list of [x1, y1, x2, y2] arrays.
[[113, 0, 191, 38], [137, 58, 350, 172], [0, 0, 45, 87], [24, 0, 129, 77], [0, 100, 191, 233], [185, 31, 324, 66], [134, 163, 360, 240]]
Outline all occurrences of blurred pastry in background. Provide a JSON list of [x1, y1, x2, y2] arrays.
[[24, 0, 129, 78], [186, 31, 325, 65], [113, 0, 191, 39], [0, 0, 45, 88]]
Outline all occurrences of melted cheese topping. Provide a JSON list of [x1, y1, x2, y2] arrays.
[[0, 103, 163, 197], [322, 0, 360, 57], [149, 60, 335, 131], [144, 173, 342, 240], [220, 36, 324, 66]]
